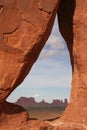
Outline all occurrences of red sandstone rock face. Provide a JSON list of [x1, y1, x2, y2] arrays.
[[0, 101, 29, 129], [58, 0, 87, 105], [0, 0, 59, 102], [53, 0, 87, 129], [0, 101, 50, 130], [0, 0, 60, 129], [0, 0, 87, 130]]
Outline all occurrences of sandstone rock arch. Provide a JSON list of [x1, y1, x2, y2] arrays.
[[54, 0, 87, 129], [58, 0, 87, 122], [0, 0, 59, 102], [0, 0, 87, 130]]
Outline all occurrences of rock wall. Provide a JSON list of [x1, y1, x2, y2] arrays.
[[0, 0, 87, 130], [54, 0, 87, 129], [0, 0, 59, 102], [0, 0, 60, 130]]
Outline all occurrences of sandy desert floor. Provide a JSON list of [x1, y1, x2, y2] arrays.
[[26, 107, 65, 120]]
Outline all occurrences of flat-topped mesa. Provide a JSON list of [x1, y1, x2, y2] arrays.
[[0, 0, 60, 102]]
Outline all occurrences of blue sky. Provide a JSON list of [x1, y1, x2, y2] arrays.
[[7, 16, 72, 103]]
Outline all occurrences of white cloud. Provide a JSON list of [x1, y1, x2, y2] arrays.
[[33, 94, 39, 98], [46, 34, 64, 49], [39, 34, 68, 60], [24, 57, 72, 89], [28, 75, 71, 88], [39, 15, 69, 60]]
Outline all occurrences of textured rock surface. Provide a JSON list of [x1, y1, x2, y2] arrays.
[[0, 101, 50, 130], [0, 101, 29, 129], [0, 0, 60, 129], [0, 0, 59, 102], [50, 0, 87, 129], [0, 0, 87, 130]]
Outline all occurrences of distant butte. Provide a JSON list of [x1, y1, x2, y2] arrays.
[[15, 97, 68, 108]]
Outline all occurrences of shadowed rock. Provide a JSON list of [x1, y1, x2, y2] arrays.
[[0, 101, 50, 130], [48, 0, 87, 129]]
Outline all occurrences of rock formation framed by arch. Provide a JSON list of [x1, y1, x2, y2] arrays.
[[0, 0, 87, 130]]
